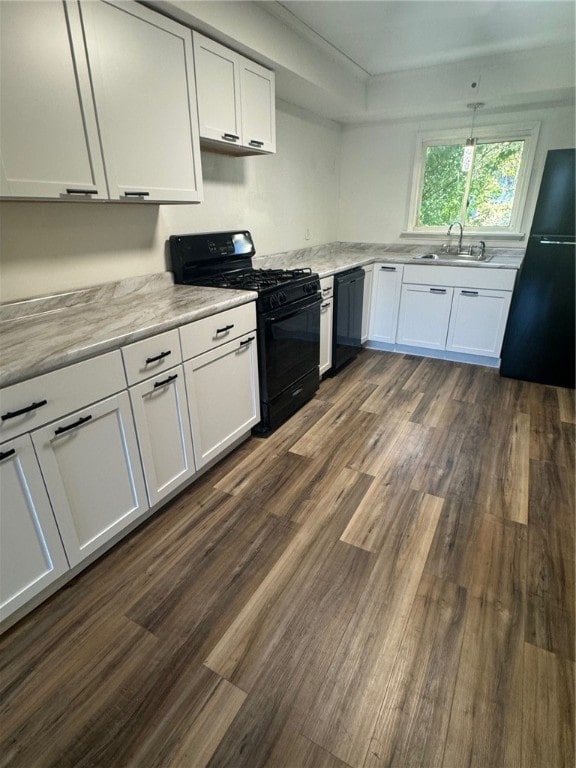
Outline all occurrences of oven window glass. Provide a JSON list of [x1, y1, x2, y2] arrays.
[[261, 300, 320, 400]]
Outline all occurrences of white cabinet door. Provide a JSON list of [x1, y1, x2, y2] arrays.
[[193, 32, 243, 148], [397, 284, 454, 350], [319, 298, 334, 376], [129, 367, 196, 507], [0, 1, 107, 200], [0, 435, 69, 622], [369, 263, 404, 343], [361, 265, 374, 344], [240, 59, 276, 153], [184, 334, 260, 470], [79, 0, 202, 202], [32, 392, 148, 567], [193, 31, 275, 155], [446, 288, 513, 357]]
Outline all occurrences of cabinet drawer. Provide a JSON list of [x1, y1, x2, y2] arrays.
[[122, 329, 182, 385], [403, 264, 517, 290], [179, 303, 256, 360], [0, 351, 126, 442], [320, 276, 334, 299]]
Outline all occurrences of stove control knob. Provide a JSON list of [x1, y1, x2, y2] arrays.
[[279, 291, 287, 304], [269, 294, 278, 309]]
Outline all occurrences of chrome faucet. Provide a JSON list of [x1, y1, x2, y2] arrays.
[[447, 222, 463, 255]]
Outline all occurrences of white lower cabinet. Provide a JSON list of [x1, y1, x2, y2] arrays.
[[397, 284, 454, 350], [0, 434, 69, 621], [183, 334, 260, 470], [31, 392, 147, 567], [446, 288, 513, 357], [319, 276, 334, 376], [129, 366, 196, 507], [369, 263, 404, 343]]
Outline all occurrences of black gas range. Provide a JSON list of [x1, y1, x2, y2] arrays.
[[170, 231, 321, 433]]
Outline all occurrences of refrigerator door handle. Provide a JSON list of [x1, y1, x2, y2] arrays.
[[540, 238, 576, 246]]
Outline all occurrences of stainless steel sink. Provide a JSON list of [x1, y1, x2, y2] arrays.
[[413, 251, 493, 263]]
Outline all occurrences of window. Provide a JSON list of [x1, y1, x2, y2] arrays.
[[408, 123, 540, 237]]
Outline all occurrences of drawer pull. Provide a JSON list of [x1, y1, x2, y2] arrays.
[[146, 350, 172, 364], [322, 287, 331, 293], [54, 414, 92, 435], [239, 336, 255, 347], [66, 188, 98, 195], [123, 191, 150, 197], [0, 448, 16, 462], [249, 139, 264, 148], [430, 288, 447, 294], [216, 324, 235, 334], [461, 290, 479, 296], [321, 302, 331, 309], [154, 374, 178, 388], [222, 133, 239, 142], [2, 399, 48, 421], [381, 266, 397, 271]]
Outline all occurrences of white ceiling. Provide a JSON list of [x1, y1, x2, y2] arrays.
[[268, 1, 575, 77]]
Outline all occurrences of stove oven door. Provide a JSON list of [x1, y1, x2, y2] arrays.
[[258, 293, 321, 408]]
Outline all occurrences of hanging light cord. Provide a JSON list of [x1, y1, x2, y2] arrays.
[[467, 102, 484, 142]]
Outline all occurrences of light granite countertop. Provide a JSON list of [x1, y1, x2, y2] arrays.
[[253, 241, 524, 277], [0, 241, 524, 389], [0, 273, 257, 388]]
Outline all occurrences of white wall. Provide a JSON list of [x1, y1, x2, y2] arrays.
[[337, 104, 575, 245], [0, 102, 341, 302]]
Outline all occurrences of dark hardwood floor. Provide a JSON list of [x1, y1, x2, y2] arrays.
[[1, 350, 574, 768]]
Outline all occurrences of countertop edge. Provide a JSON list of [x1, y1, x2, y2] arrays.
[[0, 290, 257, 389]]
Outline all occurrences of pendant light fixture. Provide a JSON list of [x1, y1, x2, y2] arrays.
[[461, 102, 484, 172]]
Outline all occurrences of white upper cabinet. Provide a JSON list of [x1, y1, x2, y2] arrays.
[[79, 0, 203, 202], [240, 59, 276, 153], [0, 1, 107, 200], [193, 34, 243, 147], [193, 32, 276, 154], [0, 0, 203, 203]]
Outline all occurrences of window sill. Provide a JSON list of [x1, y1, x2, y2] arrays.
[[400, 231, 526, 241]]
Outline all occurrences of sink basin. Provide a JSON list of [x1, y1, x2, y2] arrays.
[[413, 251, 493, 263]]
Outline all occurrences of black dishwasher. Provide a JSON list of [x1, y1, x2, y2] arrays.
[[332, 268, 365, 373]]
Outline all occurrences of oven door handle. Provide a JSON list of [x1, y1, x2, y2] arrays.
[[264, 296, 321, 324]]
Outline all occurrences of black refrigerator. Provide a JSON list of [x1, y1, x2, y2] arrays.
[[500, 148, 575, 389]]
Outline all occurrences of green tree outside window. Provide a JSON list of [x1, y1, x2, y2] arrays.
[[417, 140, 524, 228]]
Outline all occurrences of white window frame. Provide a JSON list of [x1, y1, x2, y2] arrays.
[[405, 121, 541, 239]]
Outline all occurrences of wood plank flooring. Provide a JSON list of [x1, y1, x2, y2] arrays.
[[1, 350, 574, 768]]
